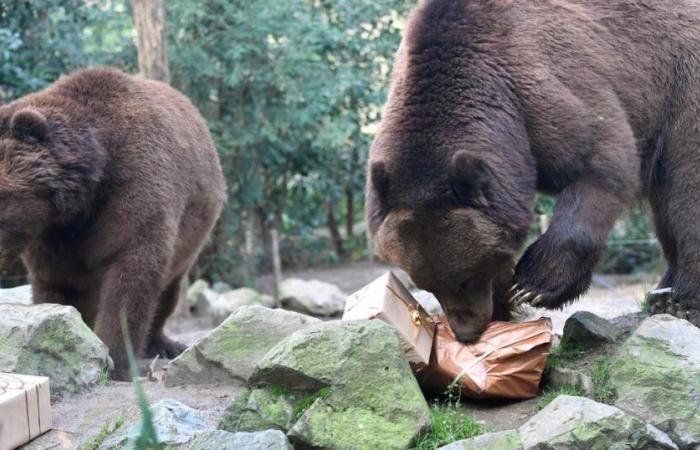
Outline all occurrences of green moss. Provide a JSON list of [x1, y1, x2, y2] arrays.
[[78, 415, 126, 450], [293, 386, 330, 421]]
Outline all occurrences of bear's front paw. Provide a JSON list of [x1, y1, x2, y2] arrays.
[[506, 238, 595, 309]]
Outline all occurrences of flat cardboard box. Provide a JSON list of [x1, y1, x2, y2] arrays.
[[343, 272, 435, 370], [0, 373, 52, 450]]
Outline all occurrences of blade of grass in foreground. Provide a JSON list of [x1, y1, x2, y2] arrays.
[[120, 309, 162, 450]]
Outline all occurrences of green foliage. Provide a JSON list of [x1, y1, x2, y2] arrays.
[[78, 415, 126, 450], [592, 357, 616, 404], [415, 399, 483, 450], [536, 384, 586, 411], [293, 386, 331, 421], [599, 209, 663, 275], [545, 342, 586, 370], [97, 367, 110, 386], [119, 310, 161, 450]]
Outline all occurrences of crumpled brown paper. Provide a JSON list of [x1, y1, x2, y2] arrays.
[[418, 315, 553, 399]]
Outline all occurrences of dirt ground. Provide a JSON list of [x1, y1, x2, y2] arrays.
[[26, 262, 659, 449]]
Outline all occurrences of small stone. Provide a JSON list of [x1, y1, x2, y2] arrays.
[[610, 314, 700, 447], [220, 387, 302, 432], [0, 304, 112, 395], [0, 285, 32, 305], [519, 395, 677, 449], [561, 311, 619, 348], [210, 288, 276, 321], [190, 288, 218, 317], [438, 430, 522, 449], [279, 278, 346, 316], [547, 367, 595, 397], [166, 306, 319, 386], [101, 399, 215, 448]]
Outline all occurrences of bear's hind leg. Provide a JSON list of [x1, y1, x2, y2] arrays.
[[145, 273, 187, 359], [648, 125, 700, 326]]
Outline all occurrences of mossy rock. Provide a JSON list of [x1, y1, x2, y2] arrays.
[[166, 306, 319, 386], [248, 320, 431, 450], [439, 430, 522, 450], [610, 314, 700, 448], [0, 304, 111, 395]]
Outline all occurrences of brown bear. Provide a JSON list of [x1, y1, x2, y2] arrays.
[[368, 0, 700, 341], [0, 68, 225, 379]]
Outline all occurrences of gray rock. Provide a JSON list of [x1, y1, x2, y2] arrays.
[[0, 285, 32, 305], [250, 320, 430, 450], [231, 430, 293, 450], [412, 289, 444, 315], [279, 278, 346, 316], [0, 304, 112, 395], [187, 430, 291, 450], [219, 387, 303, 433], [519, 395, 677, 449], [187, 279, 210, 307], [189, 287, 218, 317], [166, 306, 319, 386], [438, 430, 522, 449], [547, 367, 595, 397], [212, 281, 233, 294], [610, 314, 700, 448], [561, 311, 619, 348], [211, 288, 276, 319], [101, 399, 215, 448]]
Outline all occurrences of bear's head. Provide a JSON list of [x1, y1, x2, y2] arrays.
[[0, 105, 105, 268], [367, 151, 530, 342]]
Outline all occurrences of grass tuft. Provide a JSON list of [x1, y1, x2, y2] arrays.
[[78, 415, 126, 450], [415, 392, 482, 450], [536, 384, 586, 411], [293, 386, 331, 420], [592, 357, 616, 404], [545, 342, 586, 370]]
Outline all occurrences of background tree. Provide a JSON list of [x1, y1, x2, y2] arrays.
[[132, 0, 170, 83]]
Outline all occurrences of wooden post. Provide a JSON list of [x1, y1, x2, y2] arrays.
[[270, 228, 283, 307], [132, 0, 171, 84]]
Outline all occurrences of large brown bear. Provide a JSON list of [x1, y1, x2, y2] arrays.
[[368, 0, 700, 341], [0, 68, 225, 379]]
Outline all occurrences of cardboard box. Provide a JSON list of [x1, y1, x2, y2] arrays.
[[343, 272, 435, 370], [0, 373, 52, 450], [417, 316, 553, 399]]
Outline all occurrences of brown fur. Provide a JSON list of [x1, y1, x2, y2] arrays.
[[0, 68, 225, 379], [368, 0, 700, 340]]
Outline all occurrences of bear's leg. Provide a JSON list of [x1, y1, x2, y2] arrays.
[[507, 114, 639, 309], [93, 243, 173, 380], [145, 273, 187, 359], [648, 133, 700, 326]]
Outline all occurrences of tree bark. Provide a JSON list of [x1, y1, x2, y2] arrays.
[[270, 228, 282, 307], [132, 0, 171, 83], [326, 200, 345, 258], [345, 186, 354, 239]]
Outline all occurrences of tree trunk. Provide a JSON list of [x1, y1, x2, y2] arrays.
[[270, 228, 282, 307], [132, 0, 171, 83], [345, 186, 354, 239], [326, 200, 345, 258]]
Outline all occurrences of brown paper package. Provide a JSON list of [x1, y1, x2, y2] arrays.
[[418, 316, 553, 400], [0, 373, 52, 450]]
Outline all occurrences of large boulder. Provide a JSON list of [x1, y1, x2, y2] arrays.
[[438, 430, 522, 450], [246, 320, 431, 450], [518, 395, 677, 449], [561, 311, 620, 348], [0, 285, 32, 305], [0, 304, 111, 395], [278, 278, 346, 316], [166, 306, 319, 386], [101, 399, 215, 448], [610, 314, 700, 448]]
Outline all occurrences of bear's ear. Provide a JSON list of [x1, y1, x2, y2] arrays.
[[449, 150, 492, 208], [10, 108, 48, 144]]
